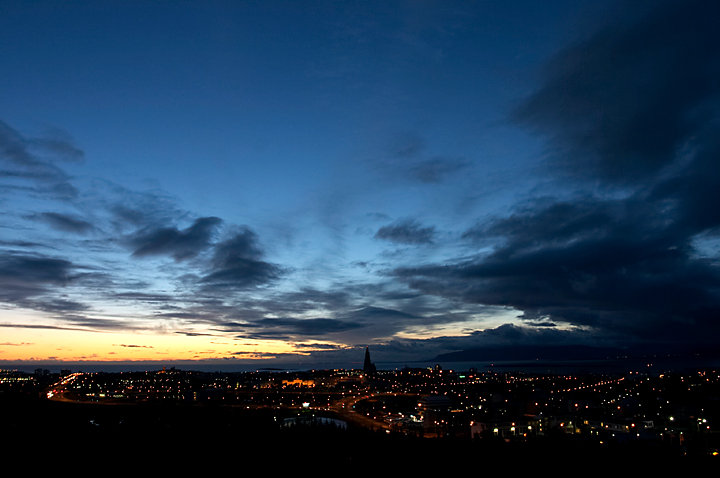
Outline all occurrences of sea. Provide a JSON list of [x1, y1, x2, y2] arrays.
[[7, 354, 719, 375]]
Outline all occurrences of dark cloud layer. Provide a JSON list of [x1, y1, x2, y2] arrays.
[[513, 0, 720, 184], [130, 216, 222, 261], [0, 254, 74, 302], [375, 220, 435, 245], [395, 1, 720, 350]]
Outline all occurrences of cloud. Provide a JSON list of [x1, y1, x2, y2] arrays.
[[0, 252, 152, 331], [169, 286, 461, 344], [0, 323, 89, 332], [175, 331, 214, 337], [462, 199, 616, 245], [375, 131, 467, 183], [0, 253, 74, 302], [30, 131, 85, 163], [408, 157, 468, 183], [129, 216, 222, 261], [387, 131, 425, 159], [0, 239, 54, 249], [367, 212, 391, 221], [58, 315, 143, 332], [111, 205, 148, 226], [512, 0, 720, 184], [227, 317, 364, 340], [375, 220, 435, 245], [454, 323, 589, 348], [113, 292, 174, 303], [33, 298, 90, 314], [392, 1, 720, 350], [32, 212, 95, 235], [394, 190, 720, 346], [175, 283, 476, 347], [90, 181, 192, 235], [0, 119, 288, 336], [0, 120, 79, 199], [294, 343, 344, 350], [346, 305, 419, 322], [201, 227, 282, 290]]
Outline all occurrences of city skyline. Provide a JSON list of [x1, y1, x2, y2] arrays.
[[1, 1, 719, 368]]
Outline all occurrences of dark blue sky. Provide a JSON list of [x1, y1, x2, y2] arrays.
[[1, 1, 718, 366]]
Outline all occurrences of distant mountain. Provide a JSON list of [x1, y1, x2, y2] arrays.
[[431, 345, 626, 363]]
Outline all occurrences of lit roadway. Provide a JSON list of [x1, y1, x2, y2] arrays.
[[45, 373, 81, 403], [331, 393, 390, 431]]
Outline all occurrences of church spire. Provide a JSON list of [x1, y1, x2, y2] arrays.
[[363, 346, 376, 376]]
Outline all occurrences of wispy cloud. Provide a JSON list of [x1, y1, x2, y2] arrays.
[[375, 220, 435, 245], [30, 212, 95, 235], [0, 120, 79, 200]]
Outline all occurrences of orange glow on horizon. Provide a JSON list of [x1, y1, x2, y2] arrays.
[[0, 319, 302, 362]]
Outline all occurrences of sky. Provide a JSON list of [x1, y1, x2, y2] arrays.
[[1, 0, 719, 369]]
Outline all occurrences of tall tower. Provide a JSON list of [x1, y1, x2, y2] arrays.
[[363, 346, 376, 376]]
